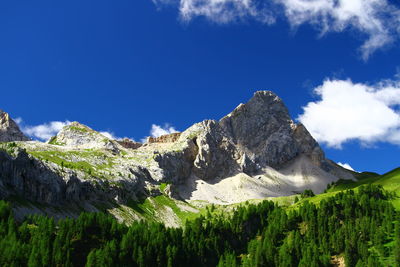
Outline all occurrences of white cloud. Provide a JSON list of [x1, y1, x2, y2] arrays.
[[100, 131, 117, 140], [337, 162, 355, 171], [150, 124, 179, 137], [14, 117, 23, 125], [276, 0, 400, 60], [21, 121, 71, 141], [298, 78, 400, 148], [141, 123, 179, 142], [178, 0, 275, 24], [16, 119, 129, 142], [99, 131, 133, 141], [154, 0, 400, 59]]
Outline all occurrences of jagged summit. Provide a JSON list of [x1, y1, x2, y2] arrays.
[[171, 91, 353, 203], [172, 90, 325, 182], [0, 91, 355, 225], [0, 110, 30, 142], [219, 90, 320, 169], [48, 121, 121, 152], [220, 90, 291, 130]]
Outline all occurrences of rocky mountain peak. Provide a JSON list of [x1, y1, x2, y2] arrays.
[[67, 121, 92, 131], [219, 91, 292, 138], [217, 90, 320, 171], [0, 92, 355, 221], [49, 121, 121, 152], [0, 110, 29, 142], [167, 91, 328, 182]]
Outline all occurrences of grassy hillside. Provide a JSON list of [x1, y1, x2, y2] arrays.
[[121, 166, 400, 226], [291, 168, 400, 210]]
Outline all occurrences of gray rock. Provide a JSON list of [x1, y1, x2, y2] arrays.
[[0, 90, 355, 221], [49, 121, 121, 153], [0, 110, 30, 142], [0, 147, 143, 207], [154, 139, 198, 183], [175, 91, 331, 181], [219, 91, 319, 169]]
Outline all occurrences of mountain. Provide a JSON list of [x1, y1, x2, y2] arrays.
[[0, 91, 354, 226], [48, 121, 122, 152], [296, 167, 400, 210], [0, 110, 29, 142]]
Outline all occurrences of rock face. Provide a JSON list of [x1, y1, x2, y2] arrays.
[[117, 138, 142, 149], [177, 120, 240, 181], [147, 133, 181, 143], [173, 91, 328, 182], [0, 147, 144, 210], [0, 110, 29, 142], [219, 91, 322, 170], [49, 122, 121, 153], [0, 91, 355, 219]]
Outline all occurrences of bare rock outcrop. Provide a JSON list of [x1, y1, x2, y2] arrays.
[[177, 120, 241, 181], [117, 138, 142, 149], [153, 138, 199, 184], [174, 91, 333, 182], [0, 110, 30, 142], [147, 133, 181, 143], [219, 91, 323, 170], [0, 146, 144, 207], [0, 90, 355, 214], [49, 122, 122, 153]]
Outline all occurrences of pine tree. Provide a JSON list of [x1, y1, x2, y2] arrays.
[[27, 247, 40, 267], [85, 250, 97, 267], [395, 221, 400, 267]]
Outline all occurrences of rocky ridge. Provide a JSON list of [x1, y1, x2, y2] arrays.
[[48, 121, 122, 153], [0, 110, 30, 142], [0, 91, 354, 226]]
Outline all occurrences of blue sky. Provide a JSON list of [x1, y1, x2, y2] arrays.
[[1, 0, 400, 174]]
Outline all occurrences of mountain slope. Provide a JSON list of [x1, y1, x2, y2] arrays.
[[288, 167, 400, 211], [0, 91, 354, 225], [0, 110, 29, 142]]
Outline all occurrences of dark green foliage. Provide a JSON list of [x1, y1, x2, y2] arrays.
[[0, 185, 398, 266], [395, 220, 400, 267], [300, 189, 315, 198]]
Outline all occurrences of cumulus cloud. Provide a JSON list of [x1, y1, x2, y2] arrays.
[[153, 0, 400, 59], [99, 131, 133, 141], [14, 117, 23, 125], [100, 131, 118, 140], [150, 124, 179, 137], [298, 78, 400, 148], [16, 119, 129, 142], [337, 162, 355, 171], [20, 120, 72, 141], [140, 123, 179, 142], [277, 0, 400, 59]]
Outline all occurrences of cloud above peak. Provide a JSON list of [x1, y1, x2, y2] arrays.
[[150, 124, 179, 138], [19, 120, 72, 141], [337, 162, 355, 172], [140, 123, 179, 143], [154, 0, 400, 59], [16, 119, 130, 142], [298, 77, 400, 148]]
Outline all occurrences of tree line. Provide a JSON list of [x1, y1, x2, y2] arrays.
[[0, 184, 399, 266]]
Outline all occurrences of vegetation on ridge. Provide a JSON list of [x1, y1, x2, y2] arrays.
[[1, 184, 400, 267], [289, 168, 400, 211], [2, 137, 400, 266]]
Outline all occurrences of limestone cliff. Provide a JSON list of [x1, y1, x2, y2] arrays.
[[0, 91, 355, 224], [48, 121, 122, 153], [0, 110, 29, 142]]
